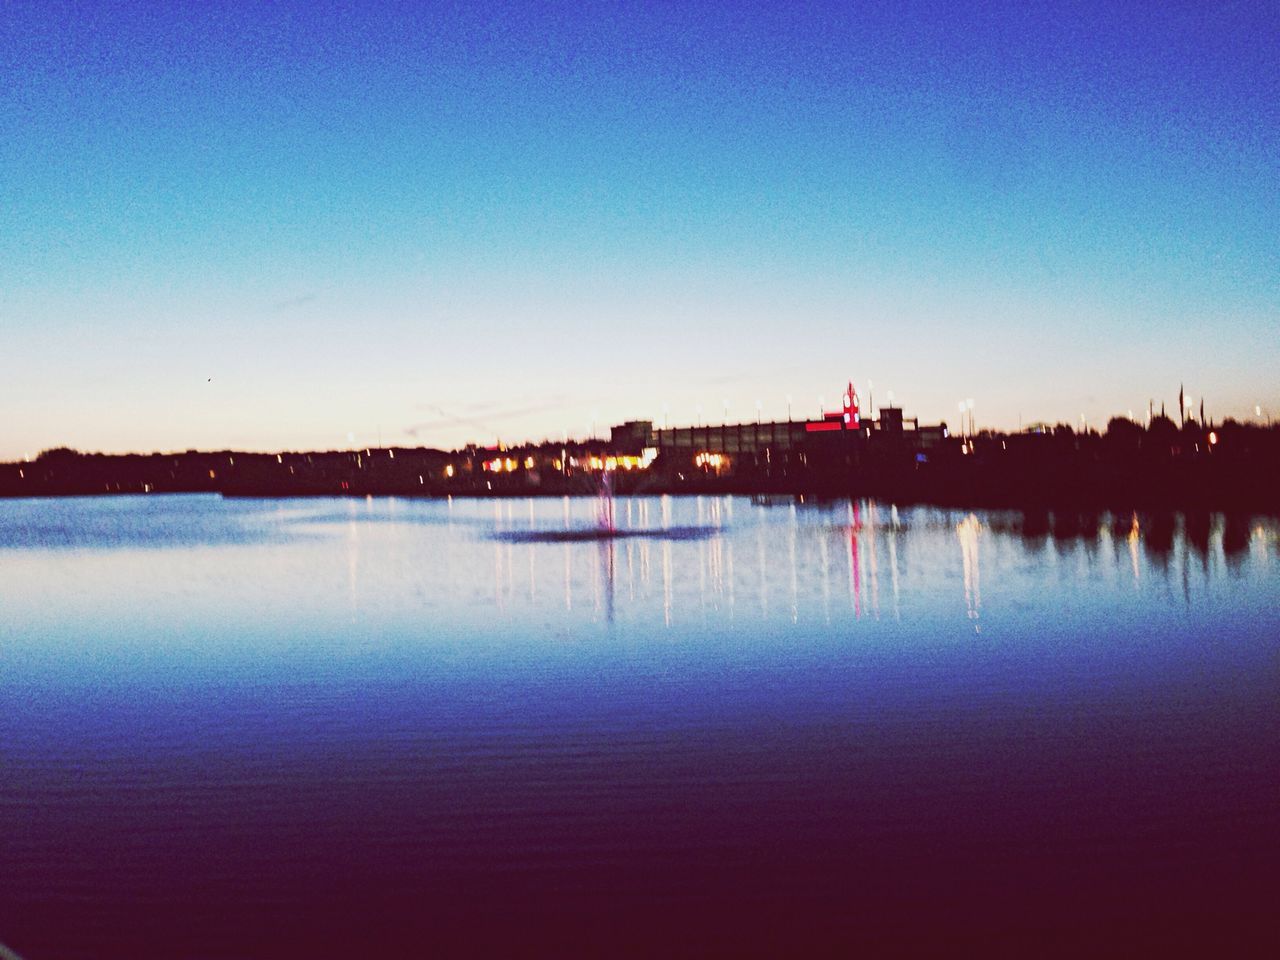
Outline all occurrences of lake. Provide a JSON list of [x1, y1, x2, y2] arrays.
[[1, 495, 1277, 957]]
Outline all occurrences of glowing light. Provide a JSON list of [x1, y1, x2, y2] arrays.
[[524, 456, 534, 469], [504, 458, 516, 471], [445, 464, 455, 478], [1208, 431, 1218, 445], [843, 413, 851, 423]]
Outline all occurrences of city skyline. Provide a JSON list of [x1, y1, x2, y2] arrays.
[[3, 1, 1277, 459]]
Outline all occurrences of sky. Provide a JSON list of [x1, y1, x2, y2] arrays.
[[2, 0, 1277, 457]]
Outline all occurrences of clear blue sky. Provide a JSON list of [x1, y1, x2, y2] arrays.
[[2, 0, 1277, 456]]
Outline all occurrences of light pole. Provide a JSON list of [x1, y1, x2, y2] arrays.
[[786, 393, 793, 421]]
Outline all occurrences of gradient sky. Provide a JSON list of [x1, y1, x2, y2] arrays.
[[3, 0, 1277, 457]]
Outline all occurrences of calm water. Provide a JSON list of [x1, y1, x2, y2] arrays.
[[2, 495, 1277, 957]]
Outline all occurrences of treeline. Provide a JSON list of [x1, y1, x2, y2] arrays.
[[2, 416, 1278, 512]]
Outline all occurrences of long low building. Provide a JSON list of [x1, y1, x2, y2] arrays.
[[611, 408, 949, 462]]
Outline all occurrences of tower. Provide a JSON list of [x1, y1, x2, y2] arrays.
[[842, 382, 860, 429]]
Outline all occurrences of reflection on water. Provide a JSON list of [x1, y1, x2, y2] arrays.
[[1, 496, 1276, 634], [1, 495, 1279, 957], [957, 513, 981, 628], [417, 497, 1275, 624]]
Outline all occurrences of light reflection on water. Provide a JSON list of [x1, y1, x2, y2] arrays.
[[0, 495, 1277, 645], [1, 495, 1278, 957]]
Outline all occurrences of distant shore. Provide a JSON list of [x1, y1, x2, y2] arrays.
[[4, 419, 1278, 515]]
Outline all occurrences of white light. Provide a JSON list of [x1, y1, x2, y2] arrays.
[[843, 413, 851, 423], [843, 393, 851, 406], [1256, 405, 1263, 417], [966, 398, 975, 410], [958, 401, 966, 412]]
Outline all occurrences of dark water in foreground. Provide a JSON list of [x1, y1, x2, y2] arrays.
[[1, 495, 1277, 957]]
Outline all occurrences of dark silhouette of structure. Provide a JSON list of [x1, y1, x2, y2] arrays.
[[3, 386, 1278, 512]]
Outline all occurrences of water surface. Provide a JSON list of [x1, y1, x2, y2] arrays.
[[2, 496, 1277, 956]]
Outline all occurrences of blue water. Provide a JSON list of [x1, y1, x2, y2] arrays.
[[1, 496, 1277, 957]]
